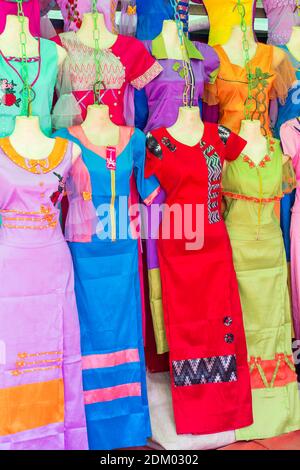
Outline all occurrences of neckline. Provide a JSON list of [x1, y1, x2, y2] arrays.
[[0, 38, 41, 88], [68, 31, 119, 52], [0, 137, 67, 174], [164, 124, 206, 148], [217, 43, 262, 70], [68, 125, 135, 160], [240, 138, 277, 169]]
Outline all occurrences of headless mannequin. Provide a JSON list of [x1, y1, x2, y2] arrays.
[[286, 26, 300, 62], [239, 119, 288, 164], [222, 25, 286, 69], [81, 104, 120, 146], [167, 106, 204, 147], [161, 20, 188, 60], [76, 12, 117, 50], [0, 15, 66, 65], [9, 116, 80, 162]]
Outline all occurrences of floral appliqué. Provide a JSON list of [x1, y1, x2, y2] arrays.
[[0, 79, 21, 108], [243, 140, 275, 169], [66, 0, 82, 29], [50, 172, 66, 206]]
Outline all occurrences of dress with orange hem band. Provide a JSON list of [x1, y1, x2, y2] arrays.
[[0, 137, 97, 449], [53, 125, 160, 450]]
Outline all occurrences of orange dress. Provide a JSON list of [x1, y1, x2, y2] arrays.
[[204, 43, 295, 135]]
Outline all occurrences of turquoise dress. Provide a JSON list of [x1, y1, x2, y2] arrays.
[[0, 38, 58, 137], [54, 125, 159, 450], [274, 45, 299, 262]]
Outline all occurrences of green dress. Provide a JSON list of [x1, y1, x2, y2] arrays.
[[222, 139, 300, 440]]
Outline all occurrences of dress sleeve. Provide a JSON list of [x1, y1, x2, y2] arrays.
[[270, 48, 296, 104], [199, 43, 220, 85], [280, 121, 299, 159], [133, 129, 160, 205], [217, 125, 247, 161], [65, 153, 98, 242], [126, 37, 163, 90]]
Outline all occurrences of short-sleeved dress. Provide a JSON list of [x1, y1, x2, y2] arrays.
[[281, 118, 300, 340], [204, 43, 296, 135], [0, 137, 97, 449], [263, 0, 300, 45], [54, 125, 160, 450], [0, 38, 58, 137], [52, 32, 162, 129], [0, 0, 41, 36], [144, 123, 253, 435], [202, 0, 257, 46], [222, 138, 300, 440]]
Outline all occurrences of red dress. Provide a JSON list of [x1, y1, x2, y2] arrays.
[[145, 123, 253, 434]]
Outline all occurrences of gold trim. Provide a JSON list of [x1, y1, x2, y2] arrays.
[[0, 137, 68, 174]]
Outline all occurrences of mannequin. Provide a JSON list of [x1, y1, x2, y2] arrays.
[[9, 116, 80, 161], [161, 20, 188, 60], [286, 26, 300, 62], [76, 12, 117, 49], [222, 25, 287, 69], [239, 119, 289, 165], [167, 106, 204, 146], [0, 15, 66, 65], [81, 104, 120, 146]]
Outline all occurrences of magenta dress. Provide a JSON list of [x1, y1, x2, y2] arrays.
[[0, 137, 96, 450], [263, 0, 300, 45]]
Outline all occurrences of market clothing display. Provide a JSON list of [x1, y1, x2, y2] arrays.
[[119, 0, 137, 37], [0, 38, 58, 137], [135, 34, 219, 133], [0, 136, 96, 450], [53, 125, 160, 450], [52, 32, 162, 129], [204, 43, 296, 135], [145, 123, 253, 435], [263, 0, 300, 45], [136, 0, 189, 40], [202, 0, 257, 47], [0, 0, 41, 36], [222, 138, 300, 440], [281, 118, 300, 339], [56, 0, 118, 33]]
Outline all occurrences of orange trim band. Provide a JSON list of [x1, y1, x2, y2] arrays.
[[223, 191, 283, 204], [0, 379, 64, 435], [249, 354, 297, 389]]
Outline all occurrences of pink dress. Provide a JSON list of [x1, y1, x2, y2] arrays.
[[56, 0, 118, 32], [263, 0, 300, 45], [0, 0, 41, 36], [281, 118, 300, 339], [52, 32, 162, 129], [0, 136, 96, 449]]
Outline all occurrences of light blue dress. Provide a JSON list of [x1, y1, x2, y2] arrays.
[[54, 126, 159, 450]]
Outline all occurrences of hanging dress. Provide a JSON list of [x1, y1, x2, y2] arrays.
[[53, 125, 160, 450], [202, 0, 257, 47], [0, 0, 41, 36], [52, 32, 162, 129], [263, 0, 300, 45], [0, 136, 97, 450], [204, 43, 295, 135], [0, 38, 58, 137], [144, 124, 253, 435], [56, 0, 118, 32], [281, 118, 300, 340], [222, 138, 300, 440]]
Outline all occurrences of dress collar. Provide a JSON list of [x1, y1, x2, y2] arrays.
[[151, 33, 204, 60]]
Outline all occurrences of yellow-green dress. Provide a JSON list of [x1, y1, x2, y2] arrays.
[[222, 139, 300, 440]]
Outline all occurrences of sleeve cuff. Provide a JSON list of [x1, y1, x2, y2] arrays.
[[131, 62, 163, 90]]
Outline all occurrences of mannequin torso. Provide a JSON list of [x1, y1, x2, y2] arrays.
[[167, 106, 204, 146], [161, 20, 188, 60], [76, 12, 117, 50], [81, 104, 120, 146], [9, 116, 80, 161], [0, 15, 66, 65]]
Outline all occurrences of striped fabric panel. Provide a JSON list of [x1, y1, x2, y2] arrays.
[[84, 382, 141, 405], [81, 349, 140, 370]]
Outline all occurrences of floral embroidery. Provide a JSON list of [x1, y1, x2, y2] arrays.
[[172, 354, 237, 387], [0, 79, 21, 108]]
